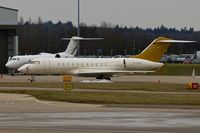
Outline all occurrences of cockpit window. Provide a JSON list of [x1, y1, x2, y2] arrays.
[[30, 61, 40, 64], [11, 58, 19, 61]]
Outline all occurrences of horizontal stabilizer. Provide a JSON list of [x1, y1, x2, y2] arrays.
[[62, 36, 103, 41], [158, 40, 196, 43]]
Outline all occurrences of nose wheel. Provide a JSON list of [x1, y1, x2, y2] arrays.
[[10, 70, 18, 76], [28, 75, 35, 82]]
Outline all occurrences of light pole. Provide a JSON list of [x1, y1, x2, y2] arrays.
[[84, 49, 87, 56], [133, 40, 136, 55], [78, 0, 80, 37], [77, 0, 80, 56], [111, 49, 113, 57]]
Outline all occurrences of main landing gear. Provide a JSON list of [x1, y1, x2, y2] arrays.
[[96, 75, 111, 81], [80, 76, 112, 83]]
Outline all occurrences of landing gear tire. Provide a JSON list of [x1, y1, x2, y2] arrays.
[[105, 77, 111, 81], [10, 70, 17, 76], [30, 79, 35, 82]]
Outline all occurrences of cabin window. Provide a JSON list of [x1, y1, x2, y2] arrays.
[[91, 63, 94, 67], [62, 63, 65, 66], [76, 63, 79, 66], [72, 63, 74, 67], [67, 63, 70, 66], [86, 63, 89, 66], [101, 63, 103, 66], [58, 63, 60, 66], [95, 63, 98, 66], [81, 63, 84, 67], [12, 58, 19, 61]]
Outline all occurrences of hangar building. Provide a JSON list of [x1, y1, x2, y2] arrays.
[[0, 6, 18, 73]]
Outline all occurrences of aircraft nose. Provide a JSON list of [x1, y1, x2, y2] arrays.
[[18, 65, 30, 74], [5, 62, 9, 67], [5, 62, 13, 68]]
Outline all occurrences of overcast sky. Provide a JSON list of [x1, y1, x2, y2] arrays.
[[0, 0, 200, 30]]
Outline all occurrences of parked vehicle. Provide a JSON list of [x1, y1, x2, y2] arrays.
[[183, 58, 193, 64], [177, 55, 192, 63], [192, 58, 200, 64]]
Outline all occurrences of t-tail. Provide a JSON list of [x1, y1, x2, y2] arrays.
[[131, 37, 196, 62], [62, 36, 103, 56]]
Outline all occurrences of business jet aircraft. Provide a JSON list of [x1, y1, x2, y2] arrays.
[[6, 36, 102, 72], [18, 37, 195, 80]]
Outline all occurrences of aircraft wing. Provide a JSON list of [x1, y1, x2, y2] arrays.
[[76, 69, 155, 77]]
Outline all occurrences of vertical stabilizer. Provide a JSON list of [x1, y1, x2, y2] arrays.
[[64, 37, 80, 56], [62, 36, 103, 56], [132, 37, 195, 62]]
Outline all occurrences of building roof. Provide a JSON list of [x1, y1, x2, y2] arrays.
[[0, 6, 18, 11], [0, 25, 17, 30]]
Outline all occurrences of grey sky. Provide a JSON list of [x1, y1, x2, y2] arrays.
[[0, 0, 200, 30]]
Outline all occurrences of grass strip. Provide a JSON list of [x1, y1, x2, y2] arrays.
[[154, 64, 200, 75], [0, 82, 198, 92], [0, 90, 200, 105]]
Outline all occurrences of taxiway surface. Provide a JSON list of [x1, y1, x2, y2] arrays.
[[0, 75, 200, 132], [0, 93, 200, 133], [0, 75, 199, 83]]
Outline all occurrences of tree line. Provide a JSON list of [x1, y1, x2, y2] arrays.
[[18, 17, 200, 56]]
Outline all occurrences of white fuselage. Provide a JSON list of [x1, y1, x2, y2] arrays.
[[5, 53, 74, 69], [5, 36, 83, 70], [18, 58, 163, 77], [5, 54, 55, 69]]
